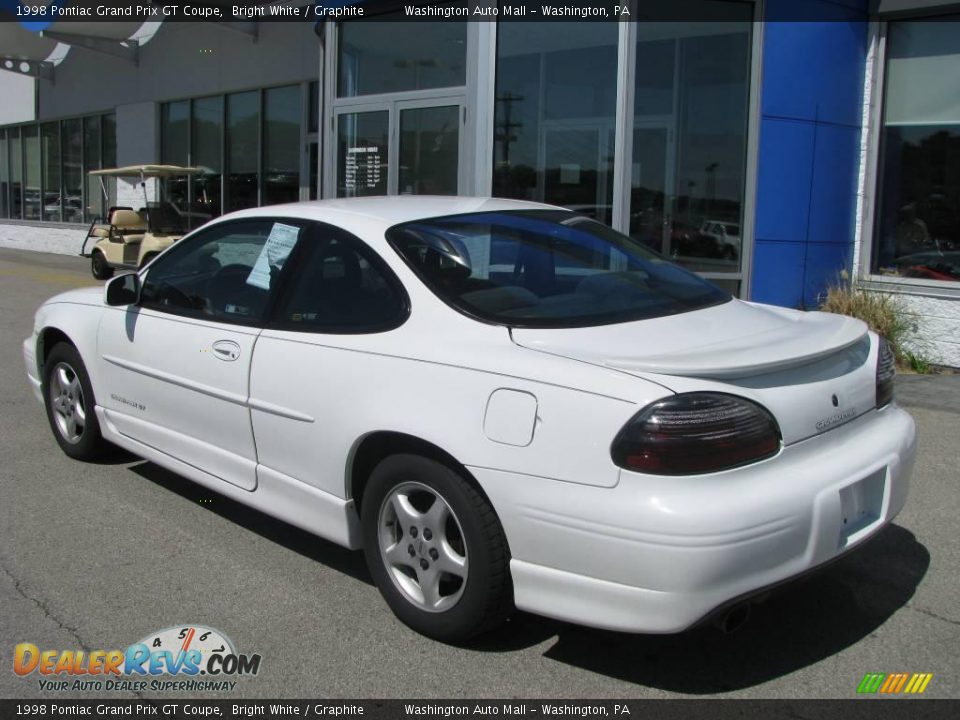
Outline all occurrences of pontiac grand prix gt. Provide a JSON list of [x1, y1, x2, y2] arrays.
[[23, 197, 916, 641]]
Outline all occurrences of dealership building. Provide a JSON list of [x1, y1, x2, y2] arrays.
[[0, 0, 958, 365]]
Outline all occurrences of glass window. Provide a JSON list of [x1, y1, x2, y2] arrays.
[[102, 114, 116, 167], [42, 122, 61, 221], [23, 125, 41, 220], [309, 81, 320, 133], [0, 129, 8, 219], [873, 18, 960, 283], [272, 226, 408, 332], [338, 15, 466, 97], [263, 85, 301, 206], [493, 24, 619, 226], [10, 128, 22, 220], [387, 210, 730, 328], [631, 7, 753, 274], [226, 91, 259, 213], [337, 110, 388, 198], [192, 95, 223, 221], [399, 105, 459, 195], [141, 219, 306, 324], [62, 119, 83, 223], [161, 102, 190, 214], [84, 115, 106, 221]]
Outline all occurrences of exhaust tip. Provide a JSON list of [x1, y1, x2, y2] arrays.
[[714, 602, 751, 634]]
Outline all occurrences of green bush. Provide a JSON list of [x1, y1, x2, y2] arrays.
[[818, 278, 932, 372]]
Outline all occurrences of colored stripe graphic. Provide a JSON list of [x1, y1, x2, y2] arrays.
[[857, 673, 886, 693], [858, 672, 933, 695]]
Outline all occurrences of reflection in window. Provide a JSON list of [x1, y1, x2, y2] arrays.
[[41, 122, 61, 221], [84, 116, 105, 222], [263, 85, 301, 206], [0, 129, 8, 219], [631, 7, 752, 274], [161, 101, 190, 216], [24, 125, 40, 221], [338, 16, 466, 97], [193, 96, 223, 222], [62, 119, 83, 224], [399, 105, 459, 195], [9, 129, 22, 219], [226, 91, 259, 212], [337, 110, 388, 198], [873, 18, 960, 283], [493, 23, 619, 226], [102, 114, 116, 167]]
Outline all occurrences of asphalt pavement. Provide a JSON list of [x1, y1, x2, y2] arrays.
[[0, 247, 957, 699]]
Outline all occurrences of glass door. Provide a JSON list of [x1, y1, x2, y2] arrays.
[[397, 100, 464, 196], [334, 96, 465, 198]]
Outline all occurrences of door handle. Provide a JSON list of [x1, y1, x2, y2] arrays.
[[211, 340, 241, 362]]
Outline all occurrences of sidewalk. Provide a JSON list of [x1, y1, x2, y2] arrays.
[[896, 374, 960, 414]]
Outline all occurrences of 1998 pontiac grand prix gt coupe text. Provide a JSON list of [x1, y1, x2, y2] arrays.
[[24, 197, 916, 641]]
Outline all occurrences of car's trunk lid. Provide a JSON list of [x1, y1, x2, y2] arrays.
[[510, 299, 877, 445]]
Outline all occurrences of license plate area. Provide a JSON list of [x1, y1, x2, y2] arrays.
[[838, 467, 886, 548]]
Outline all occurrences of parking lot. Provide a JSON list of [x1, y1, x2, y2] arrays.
[[1, 246, 957, 699]]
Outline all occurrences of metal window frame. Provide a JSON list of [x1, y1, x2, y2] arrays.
[[857, 18, 960, 298]]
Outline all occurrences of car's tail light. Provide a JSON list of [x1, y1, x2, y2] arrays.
[[876, 337, 896, 408], [611, 392, 781, 475]]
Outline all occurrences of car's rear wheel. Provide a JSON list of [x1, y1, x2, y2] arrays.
[[91, 251, 114, 280], [43, 343, 111, 461], [361, 454, 512, 642]]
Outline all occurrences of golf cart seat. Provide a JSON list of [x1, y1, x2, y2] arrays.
[[110, 208, 148, 234]]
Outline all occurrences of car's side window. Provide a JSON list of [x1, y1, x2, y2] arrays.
[[140, 219, 306, 325], [270, 225, 409, 333]]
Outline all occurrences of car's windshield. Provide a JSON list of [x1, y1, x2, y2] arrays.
[[387, 210, 730, 328]]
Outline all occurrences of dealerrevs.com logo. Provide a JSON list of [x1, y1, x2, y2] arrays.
[[13, 625, 261, 693]]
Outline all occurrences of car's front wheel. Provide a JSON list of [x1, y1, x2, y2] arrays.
[[362, 454, 512, 642], [43, 343, 111, 461]]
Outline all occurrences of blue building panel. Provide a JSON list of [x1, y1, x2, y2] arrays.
[[750, 0, 868, 309], [755, 117, 816, 243], [802, 241, 855, 307], [808, 123, 862, 244], [751, 240, 807, 308]]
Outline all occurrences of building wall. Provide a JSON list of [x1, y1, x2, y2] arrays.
[[0, 70, 35, 125], [751, 0, 869, 309], [38, 22, 319, 120]]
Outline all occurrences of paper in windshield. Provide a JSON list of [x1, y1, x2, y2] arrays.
[[246, 222, 301, 290]]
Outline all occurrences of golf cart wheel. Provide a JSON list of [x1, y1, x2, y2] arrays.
[[362, 454, 513, 642], [91, 251, 114, 280]]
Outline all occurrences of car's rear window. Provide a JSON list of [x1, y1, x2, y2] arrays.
[[386, 210, 730, 328]]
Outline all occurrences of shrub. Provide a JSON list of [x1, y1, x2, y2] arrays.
[[818, 276, 931, 372]]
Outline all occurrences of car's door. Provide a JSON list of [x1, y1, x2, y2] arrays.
[[248, 224, 410, 497], [97, 218, 309, 491]]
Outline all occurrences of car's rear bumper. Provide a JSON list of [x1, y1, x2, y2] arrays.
[[470, 404, 917, 633], [23, 336, 42, 403]]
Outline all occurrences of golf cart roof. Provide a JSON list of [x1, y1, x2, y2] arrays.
[[89, 164, 204, 178]]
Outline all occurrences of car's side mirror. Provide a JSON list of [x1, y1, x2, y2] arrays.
[[105, 272, 141, 306]]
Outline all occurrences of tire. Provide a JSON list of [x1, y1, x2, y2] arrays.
[[140, 252, 159, 269], [91, 251, 114, 280], [42, 343, 111, 461], [362, 454, 512, 642]]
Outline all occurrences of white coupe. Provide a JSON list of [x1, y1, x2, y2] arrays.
[[24, 197, 916, 641]]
